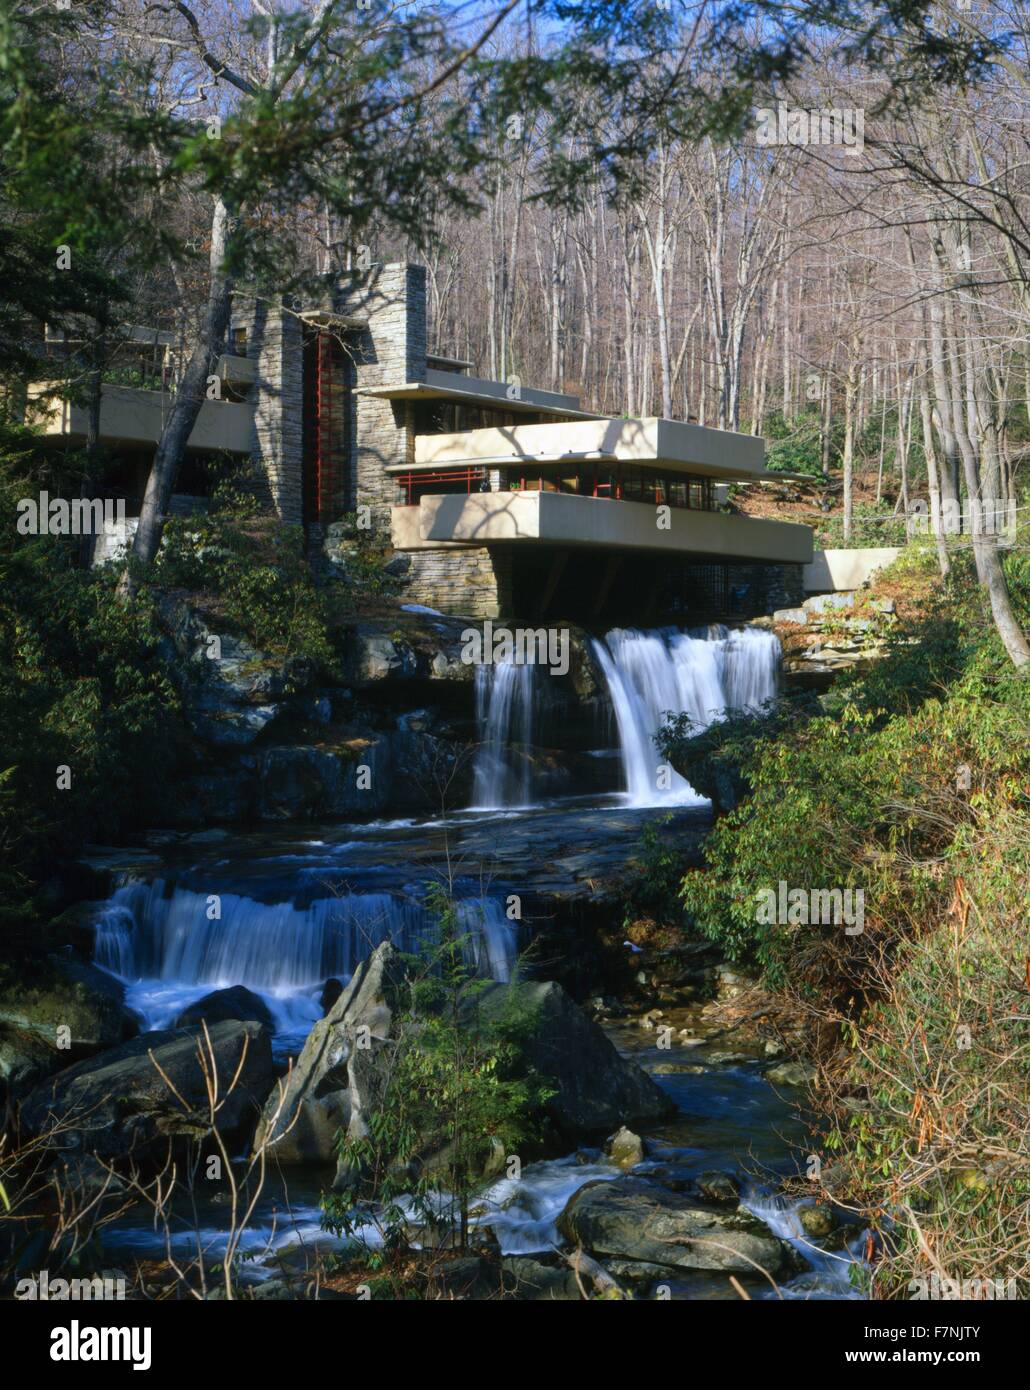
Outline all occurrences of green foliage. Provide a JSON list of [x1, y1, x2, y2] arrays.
[[322, 894, 551, 1266], [763, 410, 828, 477], [815, 502, 908, 549], [662, 559, 1029, 984], [619, 815, 691, 930], [0, 423, 178, 899], [651, 548, 1030, 1291], [152, 471, 338, 676]]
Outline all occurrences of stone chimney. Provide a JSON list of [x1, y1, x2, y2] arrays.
[[235, 294, 304, 525], [334, 263, 427, 518]]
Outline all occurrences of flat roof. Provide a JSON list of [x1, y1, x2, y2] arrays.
[[299, 309, 369, 331], [357, 376, 599, 420], [426, 352, 474, 370], [411, 416, 772, 480]]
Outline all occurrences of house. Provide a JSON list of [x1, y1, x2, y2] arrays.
[[27, 262, 812, 621]]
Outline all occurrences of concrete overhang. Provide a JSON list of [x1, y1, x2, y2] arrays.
[[298, 309, 369, 332], [358, 369, 596, 419], [426, 352, 474, 371], [26, 382, 251, 454], [413, 416, 773, 481], [392, 490, 814, 565], [215, 353, 255, 384]]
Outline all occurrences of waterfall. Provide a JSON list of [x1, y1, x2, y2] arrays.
[[471, 625, 780, 811], [471, 662, 538, 809], [591, 625, 780, 807], [95, 878, 518, 1043]]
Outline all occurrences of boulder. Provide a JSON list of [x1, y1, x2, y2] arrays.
[[695, 1170, 741, 1205], [604, 1126, 645, 1170], [0, 1026, 63, 1102], [174, 986, 274, 1030], [803, 592, 855, 614], [155, 594, 304, 748], [766, 1061, 817, 1088], [799, 1203, 835, 1238], [501, 1256, 581, 1301], [472, 980, 676, 1141], [255, 944, 403, 1165], [20, 1021, 274, 1163], [557, 1178, 788, 1275], [0, 954, 138, 1058]]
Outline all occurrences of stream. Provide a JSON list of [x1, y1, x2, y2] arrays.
[[83, 624, 864, 1298]]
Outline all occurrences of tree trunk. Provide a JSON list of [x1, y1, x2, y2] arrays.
[[123, 198, 234, 592]]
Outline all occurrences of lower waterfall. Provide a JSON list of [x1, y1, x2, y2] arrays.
[[95, 878, 517, 1044]]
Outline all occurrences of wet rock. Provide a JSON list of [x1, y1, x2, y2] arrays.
[[0, 954, 138, 1059], [557, 1178, 788, 1275], [604, 1126, 645, 1169], [799, 1203, 835, 1238], [695, 1170, 740, 1205], [0, 1026, 63, 1101], [501, 1256, 581, 1301], [433, 1256, 503, 1300], [766, 1061, 817, 1088], [20, 1021, 275, 1163], [174, 986, 274, 1030]]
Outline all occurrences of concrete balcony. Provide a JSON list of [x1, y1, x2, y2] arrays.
[[27, 382, 252, 453], [392, 489, 813, 565], [409, 416, 769, 480]]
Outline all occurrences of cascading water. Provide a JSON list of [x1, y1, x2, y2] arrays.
[[592, 625, 780, 807], [95, 877, 517, 1048], [471, 625, 781, 810], [471, 663, 537, 809]]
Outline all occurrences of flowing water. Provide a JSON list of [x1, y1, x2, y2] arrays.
[[473, 624, 780, 810], [86, 624, 860, 1298], [95, 874, 517, 1056]]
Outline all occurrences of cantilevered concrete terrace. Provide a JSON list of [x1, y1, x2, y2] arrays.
[[26, 367, 254, 454], [393, 489, 812, 565], [390, 415, 811, 566], [405, 416, 769, 479]]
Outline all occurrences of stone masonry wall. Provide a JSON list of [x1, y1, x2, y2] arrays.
[[239, 297, 304, 525], [403, 547, 511, 619], [333, 264, 427, 530]]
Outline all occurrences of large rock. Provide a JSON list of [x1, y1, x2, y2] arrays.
[[472, 980, 676, 1140], [557, 1178, 788, 1275], [20, 1021, 274, 1163], [156, 595, 311, 748], [342, 621, 475, 688], [174, 986, 274, 1030], [255, 945, 402, 1165], [0, 1026, 63, 1102], [257, 945, 674, 1168], [0, 954, 138, 1058]]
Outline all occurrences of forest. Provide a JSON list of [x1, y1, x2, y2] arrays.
[[0, 0, 1027, 1354]]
